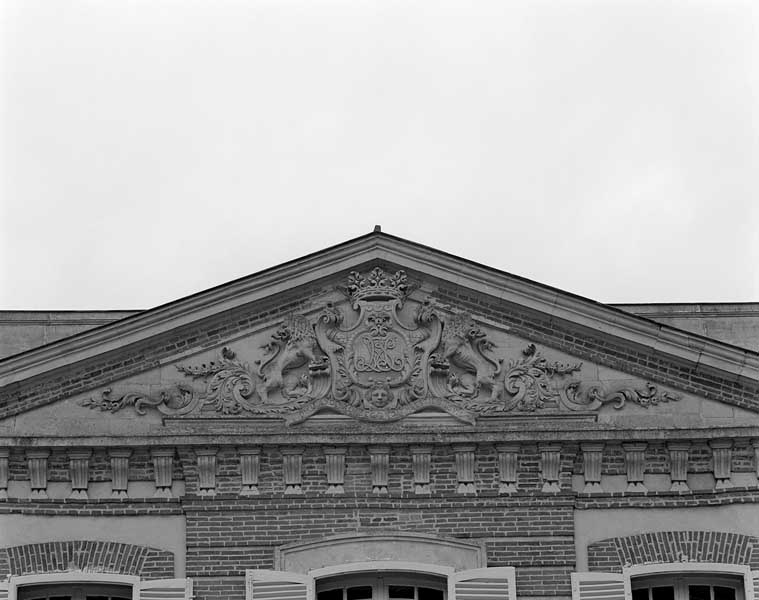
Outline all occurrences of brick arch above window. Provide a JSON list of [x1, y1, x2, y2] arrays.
[[587, 531, 759, 573], [0, 540, 174, 580]]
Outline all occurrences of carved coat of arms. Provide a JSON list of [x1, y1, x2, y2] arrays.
[[83, 267, 680, 423], [315, 269, 440, 411]]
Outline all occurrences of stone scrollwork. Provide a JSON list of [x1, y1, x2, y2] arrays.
[[502, 344, 583, 412], [587, 382, 680, 409], [80, 267, 681, 423], [81, 384, 199, 416], [432, 334, 589, 413]]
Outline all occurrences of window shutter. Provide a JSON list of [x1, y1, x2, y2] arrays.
[[448, 567, 516, 600], [571, 572, 629, 600], [139, 577, 193, 600], [0, 581, 7, 600], [246, 570, 314, 600]]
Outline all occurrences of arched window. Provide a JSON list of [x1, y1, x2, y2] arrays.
[[571, 563, 754, 600], [247, 565, 516, 600], [2, 574, 192, 600], [17, 582, 132, 600], [631, 574, 745, 600], [316, 572, 446, 600]]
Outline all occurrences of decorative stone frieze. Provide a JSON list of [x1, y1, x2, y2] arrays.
[[80, 270, 682, 426], [539, 443, 562, 492], [581, 442, 604, 493], [68, 448, 92, 500], [324, 446, 347, 495], [368, 446, 390, 494], [27, 449, 50, 499], [709, 439, 733, 489], [108, 448, 132, 499], [238, 447, 261, 496], [623, 442, 648, 493], [282, 447, 304, 495], [667, 441, 691, 492], [410, 446, 432, 495], [195, 447, 218, 496], [150, 448, 175, 498], [0, 448, 8, 500], [496, 444, 519, 495], [454, 445, 476, 494]]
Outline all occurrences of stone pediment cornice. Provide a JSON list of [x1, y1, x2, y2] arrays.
[[1, 230, 758, 395], [2, 423, 759, 447]]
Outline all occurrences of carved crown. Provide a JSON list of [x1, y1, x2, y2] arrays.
[[346, 267, 409, 302]]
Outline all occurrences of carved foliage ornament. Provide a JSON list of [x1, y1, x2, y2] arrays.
[[82, 267, 680, 423]]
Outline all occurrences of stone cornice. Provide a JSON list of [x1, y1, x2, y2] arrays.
[[2, 424, 759, 447], [1, 231, 757, 390]]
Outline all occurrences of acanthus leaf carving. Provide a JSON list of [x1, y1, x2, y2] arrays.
[[176, 347, 255, 414], [79, 267, 682, 423], [501, 343, 583, 412]]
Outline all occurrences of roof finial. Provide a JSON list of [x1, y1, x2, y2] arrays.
[[373, 224, 382, 233]]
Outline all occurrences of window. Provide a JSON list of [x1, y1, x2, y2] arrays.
[[247, 564, 516, 600], [317, 574, 446, 600], [17, 583, 132, 600], [632, 575, 745, 600], [6, 574, 192, 600], [572, 564, 753, 600]]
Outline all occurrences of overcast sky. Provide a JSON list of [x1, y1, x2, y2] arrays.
[[1, 0, 757, 310]]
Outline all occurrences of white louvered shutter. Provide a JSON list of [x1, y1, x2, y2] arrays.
[[749, 570, 759, 600], [246, 570, 314, 600], [139, 578, 193, 600], [0, 581, 7, 600], [571, 572, 629, 600], [449, 567, 516, 600]]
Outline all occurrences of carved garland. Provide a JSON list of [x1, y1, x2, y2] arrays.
[[82, 267, 680, 423]]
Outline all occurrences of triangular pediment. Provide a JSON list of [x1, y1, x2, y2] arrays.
[[1, 231, 759, 433]]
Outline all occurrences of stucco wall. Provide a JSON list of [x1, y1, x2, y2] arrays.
[[614, 303, 759, 351], [0, 311, 139, 359]]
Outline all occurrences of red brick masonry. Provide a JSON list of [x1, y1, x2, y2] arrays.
[[587, 531, 759, 572], [0, 540, 174, 579]]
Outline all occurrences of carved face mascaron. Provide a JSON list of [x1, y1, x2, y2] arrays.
[[82, 267, 680, 424]]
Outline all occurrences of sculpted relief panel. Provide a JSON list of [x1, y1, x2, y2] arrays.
[[82, 268, 679, 424]]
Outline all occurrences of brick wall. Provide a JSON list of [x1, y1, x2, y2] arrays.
[[587, 531, 759, 572], [184, 494, 575, 600], [0, 540, 174, 579]]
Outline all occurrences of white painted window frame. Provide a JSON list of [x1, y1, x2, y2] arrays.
[[624, 563, 754, 600], [310, 562, 456, 580], [7, 573, 140, 600]]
